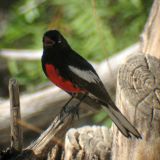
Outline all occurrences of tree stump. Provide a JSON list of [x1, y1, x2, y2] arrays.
[[112, 53, 160, 160], [112, 0, 160, 159]]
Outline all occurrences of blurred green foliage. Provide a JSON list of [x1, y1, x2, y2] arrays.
[[0, 0, 152, 91], [0, 0, 152, 127]]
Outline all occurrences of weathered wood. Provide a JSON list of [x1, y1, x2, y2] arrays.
[[112, 53, 160, 159], [47, 144, 63, 160], [64, 126, 112, 160], [0, 49, 41, 60], [0, 43, 139, 61], [140, 0, 160, 58], [15, 98, 82, 159], [9, 79, 23, 152], [112, 1, 160, 159]]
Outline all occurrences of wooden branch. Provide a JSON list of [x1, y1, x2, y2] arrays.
[[0, 43, 139, 61], [9, 79, 23, 152], [15, 98, 82, 159], [0, 49, 41, 60], [27, 113, 69, 156]]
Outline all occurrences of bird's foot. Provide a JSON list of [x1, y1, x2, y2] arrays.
[[59, 106, 66, 121], [70, 105, 79, 120], [59, 105, 79, 122]]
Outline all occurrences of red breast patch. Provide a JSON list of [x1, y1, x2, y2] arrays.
[[45, 64, 83, 93]]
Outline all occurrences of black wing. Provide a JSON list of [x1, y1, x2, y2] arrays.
[[64, 50, 141, 138], [65, 50, 110, 102]]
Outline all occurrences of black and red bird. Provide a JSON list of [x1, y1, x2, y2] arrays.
[[41, 30, 141, 138]]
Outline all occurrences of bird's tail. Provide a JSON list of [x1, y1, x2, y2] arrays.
[[101, 101, 141, 138]]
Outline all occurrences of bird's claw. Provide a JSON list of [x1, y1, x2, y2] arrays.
[[59, 105, 79, 122]]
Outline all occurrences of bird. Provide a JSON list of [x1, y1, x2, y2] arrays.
[[41, 29, 141, 138]]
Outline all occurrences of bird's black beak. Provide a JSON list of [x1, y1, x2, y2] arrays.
[[43, 36, 55, 47]]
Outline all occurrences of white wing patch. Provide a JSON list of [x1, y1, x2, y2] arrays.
[[68, 65, 100, 83]]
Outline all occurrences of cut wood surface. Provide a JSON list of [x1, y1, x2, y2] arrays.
[[0, 43, 139, 147], [64, 126, 112, 160], [112, 1, 160, 160], [112, 53, 160, 160]]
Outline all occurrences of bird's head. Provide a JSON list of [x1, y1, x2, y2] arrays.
[[43, 30, 68, 49]]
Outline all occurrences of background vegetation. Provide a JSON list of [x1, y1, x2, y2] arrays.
[[0, 0, 152, 92], [0, 0, 152, 127]]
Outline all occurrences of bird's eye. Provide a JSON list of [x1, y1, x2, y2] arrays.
[[58, 40, 62, 44], [43, 37, 55, 47]]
